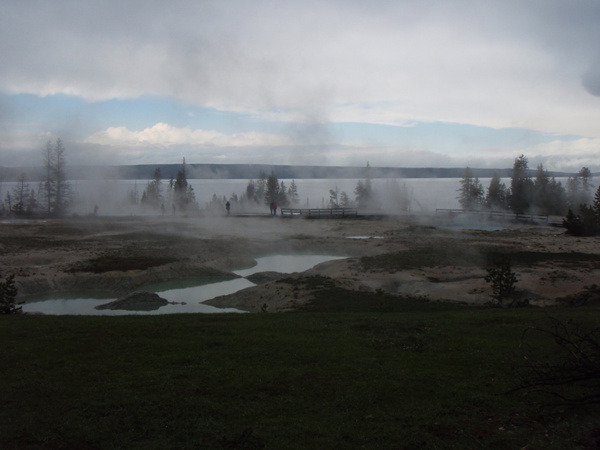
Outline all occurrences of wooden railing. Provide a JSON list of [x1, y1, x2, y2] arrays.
[[435, 209, 548, 223], [280, 208, 358, 218]]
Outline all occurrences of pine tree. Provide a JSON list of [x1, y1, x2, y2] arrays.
[[509, 155, 534, 213], [485, 172, 507, 210], [0, 273, 20, 315], [173, 157, 197, 211], [53, 138, 69, 217], [256, 173, 266, 203], [533, 164, 550, 214], [329, 186, 340, 208], [594, 186, 600, 222], [287, 180, 299, 206], [565, 169, 593, 210], [141, 168, 162, 209], [11, 174, 30, 217], [579, 167, 593, 205], [42, 140, 55, 216], [246, 179, 256, 203], [339, 191, 350, 208], [548, 178, 567, 215], [354, 162, 374, 209], [42, 138, 71, 217], [26, 189, 38, 216], [278, 181, 288, 206], [354, 180, 366, 208], [457, 167, 483, 209], [264, 171, 280, 204]]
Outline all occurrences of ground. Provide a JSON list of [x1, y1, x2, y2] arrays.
[[2, 213, 599, 311], [2, 214, 600, 448]]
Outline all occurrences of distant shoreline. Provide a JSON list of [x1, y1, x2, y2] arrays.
[[0, 163, 577, 182]]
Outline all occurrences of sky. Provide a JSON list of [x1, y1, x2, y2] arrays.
[[1, 0, 600, 172]]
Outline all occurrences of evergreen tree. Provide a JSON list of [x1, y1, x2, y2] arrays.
[[329, 186, 340, 208], [354, 162, 373, 209], [53, 138, 69, 217], [42, 140, 55, 216], [0, 273, 20, 315], [457, 167, 484, 209], [246, 179, 256, 203], [580, 167, 592, 193], [547, 177, 567, 215], [485, 172, 507, 210], [5, 191, 12, 213], [264, 171, 280, 204], [566, 175, 586, 210], [127, 181, 140, 205], [579, 167, 593, 205], [173, 157, 197, 211], [287, 180, 299, 206], [339, 191, 350, 207], [364, 161, 372, 196], [11, 174, 30, 217], [278, 181, 288, 206], [354, 180, 366, 208], [594, 186, 600, 215], [141, 168, 162, 209], [26, 189, 38, 216], [42, 138, 71, 217], [256, 173, 266, 203], [563, 183, 600, 236], [385, 180, 412, 212], [533, 164, 551, 214], [509, 154, 534, 213]]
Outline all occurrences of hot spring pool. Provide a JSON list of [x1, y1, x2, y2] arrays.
[[21, 254, 345, 315]]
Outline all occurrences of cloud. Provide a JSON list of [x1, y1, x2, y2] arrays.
[[0, 129, 53, 150], [526, 137, 600, 172], [582, 59, 600, 96], [2, 1, 600, 138], [83, 123, 293, 147]]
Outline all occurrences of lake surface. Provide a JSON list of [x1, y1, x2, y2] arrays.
[[3, 176, 571, 216], [21, 254, 345, 316], [2, 176, 537, 216]]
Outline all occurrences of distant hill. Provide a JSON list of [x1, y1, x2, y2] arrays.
[[0, 163, 577, 182]]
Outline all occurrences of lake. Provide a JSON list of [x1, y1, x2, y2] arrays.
[[2, 176, 570, 216]]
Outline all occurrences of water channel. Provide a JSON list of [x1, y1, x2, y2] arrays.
[[21, 254, 345, 315]]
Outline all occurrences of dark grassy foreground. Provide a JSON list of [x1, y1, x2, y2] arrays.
[[1, 290, 599, 449]]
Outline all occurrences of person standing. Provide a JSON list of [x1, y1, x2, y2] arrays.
[[272, 201, 278, 216], [225, 201, 231, 215]]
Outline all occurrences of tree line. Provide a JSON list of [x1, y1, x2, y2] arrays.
[[457, 154, 595, 216], [131, 158, 200, 215], [1, 139, 71, 218], [206, 172, 300, 213]]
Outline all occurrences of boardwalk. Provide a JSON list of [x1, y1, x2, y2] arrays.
[[280, 207, 358, 218], [435, 208, 549, 223]]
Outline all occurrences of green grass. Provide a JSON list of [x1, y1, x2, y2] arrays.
[[1, 295, 599, 448]]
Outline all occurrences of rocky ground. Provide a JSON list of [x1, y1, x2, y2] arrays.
[[2, 213, 598, 311]]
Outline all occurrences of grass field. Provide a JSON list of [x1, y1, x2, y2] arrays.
[[1, 288, 599, 448]]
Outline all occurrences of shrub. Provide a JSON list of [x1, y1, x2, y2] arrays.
[[485, 259, 518, 306], [563, 205, 600, 236], [518, 317, 600, 406], [0, 273, 20, 315]]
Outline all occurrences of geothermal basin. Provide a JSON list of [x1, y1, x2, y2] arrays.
[[21, 254, 346, 315]]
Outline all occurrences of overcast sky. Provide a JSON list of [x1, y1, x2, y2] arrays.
[[1, 0, 599, 171]]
